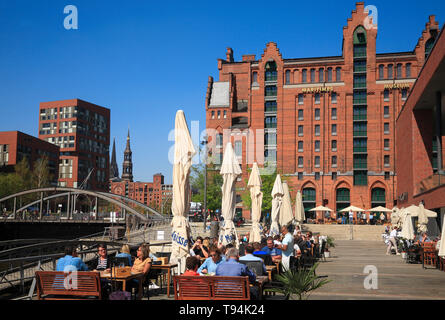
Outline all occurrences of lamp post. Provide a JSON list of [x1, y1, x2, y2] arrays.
[[201, 136, 208, 232]]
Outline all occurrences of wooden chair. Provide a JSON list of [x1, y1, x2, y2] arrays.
[[421, 243, 437, 268], [35, 271, 102, 300], [173, 275, 250, 300]]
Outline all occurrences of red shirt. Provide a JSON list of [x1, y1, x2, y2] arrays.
[[182, 270, 200, 276]]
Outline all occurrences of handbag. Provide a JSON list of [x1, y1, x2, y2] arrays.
[[108, 262, 132, 300]]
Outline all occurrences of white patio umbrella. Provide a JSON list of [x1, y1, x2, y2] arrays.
[[438, 218, 445, 258], [248, 162, 263, 243], [309, 206, 333, 222], [170, 110, 196, 273], [279, 181, 293, 227], [400, 211, 415, 240], [368, 206, 392, 212], [405, 204, 437, 218], [294, 190, 305, 225], [417, 203, 429, 233], [339, 205, 365, 212], [391, 207, 400, 226], [219, 142, 242, 247], [270, 174, 284, 236]]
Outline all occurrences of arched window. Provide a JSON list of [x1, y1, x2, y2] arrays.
[[302, 188, 316, 219], [371, 188, 385, 207], [336, 67, 341, 82], [310, 68, 316, 83], [265, 61, 277, 81], [425, 38, 435, 59], [285, 70, 291, 84], [319, 68, 324, 82], [302, 69, 307, 83], [387, 64, 393, 79], [378, 65, 384, 79], [336, 188, 350, 212], [405, 63, 411, 78], [327, 68, 333, 82], [396, 64, 402, 79]]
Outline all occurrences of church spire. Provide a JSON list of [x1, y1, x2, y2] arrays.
[[109, 138, 120, 181], [122, 128, 133, 182]]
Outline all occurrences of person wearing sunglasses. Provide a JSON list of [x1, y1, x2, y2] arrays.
[[197, 246, 226, 275]]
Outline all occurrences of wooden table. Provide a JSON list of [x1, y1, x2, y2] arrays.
[[100, 271, 145, 300], [151, 263, 178, 298], [255, 275, 269, 300], [265, 265, 277, 281]]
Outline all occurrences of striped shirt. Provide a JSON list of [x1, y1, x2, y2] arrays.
[[97, 257, 108, 270]]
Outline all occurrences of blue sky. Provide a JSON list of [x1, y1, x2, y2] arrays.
[[0, 0, 444, 184]]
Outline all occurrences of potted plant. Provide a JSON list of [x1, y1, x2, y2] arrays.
[[324, 236, 335, 258], [269, 262, 331, 300]]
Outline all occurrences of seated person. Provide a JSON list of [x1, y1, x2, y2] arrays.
[[91, 244, 114, 272], [182, 256, 201, 276], [131, 244, 152, 275], [115, 244, 133, 266], [190, 236, 209, 258], [293, 242, 302, 257], [252, 242, 268, 255], [216, 248, 258, 300], [56, 245, 89, 271], [198, 246, 226, 275], [261, 236, 282, 263], [239, 245, 266, 275]]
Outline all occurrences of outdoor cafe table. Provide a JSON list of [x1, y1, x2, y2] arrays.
[[100, 270, 145, 300], [255, 275, 269, 300], [151, 263, 178, 298], [265, 265, 277, 281]]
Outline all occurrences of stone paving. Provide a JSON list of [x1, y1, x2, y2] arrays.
[[309, 240, 445, 300]]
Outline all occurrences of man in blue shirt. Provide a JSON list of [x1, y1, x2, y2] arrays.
[[56, 246, 89, 272], [198, 247, 226, 275], [216, 248, 258, 300], [239, 245, 266, 275], [261, 237, 282, 263]]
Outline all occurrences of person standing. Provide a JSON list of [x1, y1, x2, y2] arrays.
[[276, 225, 294, 271], [386, 227, 400, 255]]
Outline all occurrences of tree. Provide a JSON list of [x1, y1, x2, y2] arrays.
[[32, 155, 52, 188], [190, 163, 223, 212], [241, 169, 277, 216]]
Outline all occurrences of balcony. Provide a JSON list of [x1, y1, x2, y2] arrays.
[[353, 146, 367, 153], [353, 162, 367, 169], [353, 114, 367, 121], [353, 131, 367, 137]]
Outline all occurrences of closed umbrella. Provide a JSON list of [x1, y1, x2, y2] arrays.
[[294, 190, 305, 225], [391, 207, 400, 226], [438, 218, 445, 258], [279, 181, 293, 227], [248, 162, 263, 243], [170, 110, 196, 273], [397, 208, 406, 229], [417, 203, 429, 233], [400, 211, 415, 240], [270, 174, 284, 236], [219, 142, 242, 247]]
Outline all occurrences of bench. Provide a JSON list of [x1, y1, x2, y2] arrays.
[[173, 275, 250, 300], [35, 271, 102, 300]]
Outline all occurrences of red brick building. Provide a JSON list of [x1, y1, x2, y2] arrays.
[[396, 24, 445, 221], [109, 173, 173, 213], [0, 131, 59, 184], [205, 3, 440, 219], [38, 99, 110, 191]]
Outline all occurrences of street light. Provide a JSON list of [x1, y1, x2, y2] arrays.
[[201, 135, 209, 232]]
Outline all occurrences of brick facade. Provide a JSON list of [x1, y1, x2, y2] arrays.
[[205, 3, 440, 219]]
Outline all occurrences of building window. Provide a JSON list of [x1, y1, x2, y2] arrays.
[[223, 111, 227, 119], [302, 69, 307, 83], [384, 139, 390, 151], [298, 156, 304, 168], [315, 125, 320, 136], [336, 67, 341, 82], [315, 108, 320, 120], [406, 63, 411, 78], [314, 140, 320, 152], [379, 65, 384, 79], [216, 133, 223, 147], [332, 124, 337, 136], [217, 111, 221, 119], [332, 172, 337, 180], [298, 109, 304, 120], [314, 156, 320, 168], [384, 155, 390, 167], [331, 92, 337, 104], [265, 61, 277, 81], [298, 125, 304, 136], [310, 68, 315, 83], [315, 93, 320, 104], [332, 156, 337, 167], [315, 172, 320, 180], [387, 64, 393, 79], [396, 64, 402, 79], [354, 171, 368, 186], [385, 172, 390, 180], [285, 70, 291, 84], [384, 89, 390, 102], [319, 68, 324, 82], [265, 116, 277, 128], [353, 138, 367, 153], [298, 141, 304, 152], [252, 72, 258, 85], [298, 94, 304, 105], [298, 172, 303, 180], [211, 111, 215, 119], [265, 101, 277, 112], [265, 132, 277, 146], [327, 67, 332, 82], [384, 123, 390, 134], [331, 140, 337, 152], [265, 86, 277, 97], [332, 108, 337, 120], [384, 106, 389, 118], [401, 89, 408, 101]]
